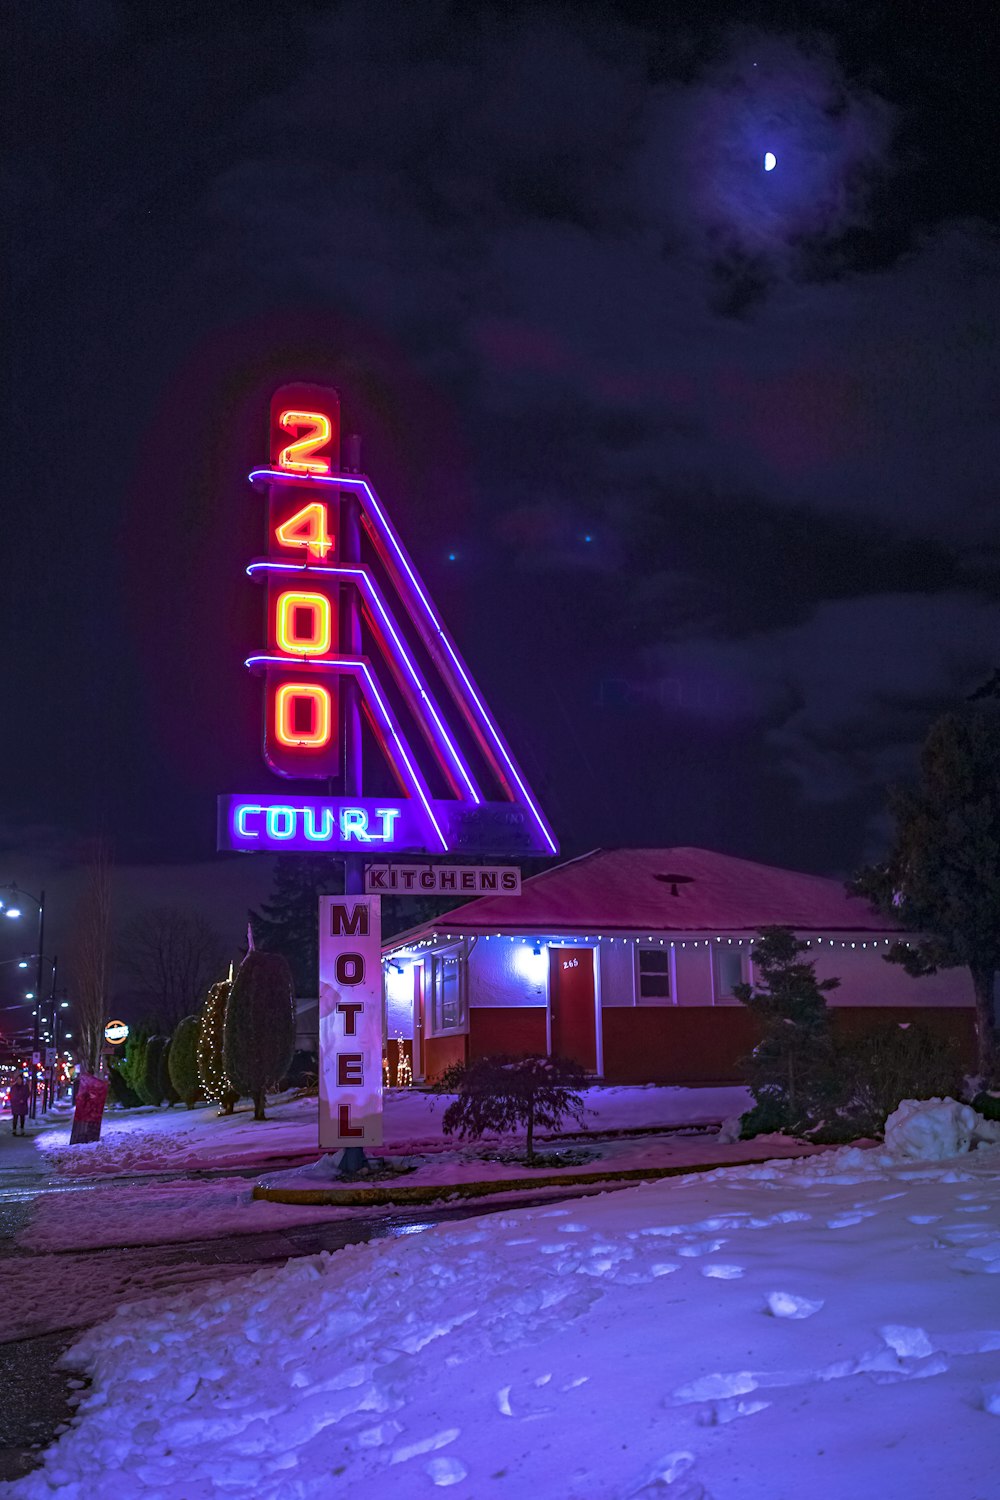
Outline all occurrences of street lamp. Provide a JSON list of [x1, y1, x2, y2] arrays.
[[2, 884, 45, 1118]]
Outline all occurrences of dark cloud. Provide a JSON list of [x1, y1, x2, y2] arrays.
[[5, 0, 1000, 884]]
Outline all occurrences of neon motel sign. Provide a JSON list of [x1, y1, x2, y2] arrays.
[[217, 382, 558, 858], [216, 383, 558, 1147]]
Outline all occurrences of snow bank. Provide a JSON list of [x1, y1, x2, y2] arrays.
[[885, 1097, 981, 1161], [8, 1142, 1000, 1498]]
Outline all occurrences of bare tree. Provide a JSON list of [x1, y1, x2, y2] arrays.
[[69, 838, 114, 1074], [121, 907, 227, 1030]]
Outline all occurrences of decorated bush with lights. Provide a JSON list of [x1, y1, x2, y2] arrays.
[[441, 1054, 587, 1166], [198, 979, 239, 1114], [168, 1014, 202, 1109], [224, 950, 295, 1121]]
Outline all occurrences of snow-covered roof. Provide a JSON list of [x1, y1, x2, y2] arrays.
[[389, 847, 895, 944]]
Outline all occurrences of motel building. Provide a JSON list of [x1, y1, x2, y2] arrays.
[[381, 847, 976, 1086]]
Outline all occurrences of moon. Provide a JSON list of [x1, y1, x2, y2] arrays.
[[764, 151, 777, 172]]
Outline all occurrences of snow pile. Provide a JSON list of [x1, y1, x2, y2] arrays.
[[7, 1143, 1000, 1498], [884, 1097, 1000, 1162]]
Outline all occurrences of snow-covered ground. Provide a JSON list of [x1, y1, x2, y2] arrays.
[[35, 1085, 751, 1178], [8, 1127, 1000, 1499], [20, 1133, 816, 1254]]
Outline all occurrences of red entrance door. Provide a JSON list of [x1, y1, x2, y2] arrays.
[[549, 947, 596, 1072]]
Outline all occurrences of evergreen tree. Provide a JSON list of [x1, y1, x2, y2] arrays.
[[159, 1038, 181, 1107], [224, 951, 295, 1120], [141, 1035, 166, 1107], [249, 853, 513, 994], [734, 927, 838, 1137], [107, 1064, 142, 1109], [169, 1014, 202, 1108], [855, 706, 1000, 1081], [250, 857, 343, 996], [198, 979, 239, 1114], [441, 1054, 587, 1165], [121, 1026, 148, 1098]]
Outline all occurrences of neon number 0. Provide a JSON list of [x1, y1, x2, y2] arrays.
[[275, 502, 332, 559], [275, 590, 332, 656], [276, 410, 333, 475], [275, 683, 332, 747]]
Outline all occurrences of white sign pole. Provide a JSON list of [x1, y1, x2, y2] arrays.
[[318, 895, 383, 1150]]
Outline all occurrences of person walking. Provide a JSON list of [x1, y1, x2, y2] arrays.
[[8, 1075, 29, 1136]]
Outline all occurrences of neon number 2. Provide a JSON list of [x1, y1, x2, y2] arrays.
[[275, 502, 333, 558], [276, 410, 333, 475], [275, 682, 332, 747], [275, 590, 332, 656]]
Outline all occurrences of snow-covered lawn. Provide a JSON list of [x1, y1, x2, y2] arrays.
[[35, 1085, 751, 1178], [9, 1134, 1000, 1499]]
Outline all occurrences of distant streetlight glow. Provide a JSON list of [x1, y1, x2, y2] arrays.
[[764, 151, 777, 172], [5, 907, 21, 919]]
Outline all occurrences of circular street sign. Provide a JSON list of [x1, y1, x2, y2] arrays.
[[104, 1020, 129, 1045]]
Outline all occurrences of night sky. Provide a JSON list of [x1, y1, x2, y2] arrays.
[[6, 0, 1000, 888]]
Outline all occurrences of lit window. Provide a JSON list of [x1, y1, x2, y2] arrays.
[[431, 948, 466, 1033], [713, 946, 747, 999], [637, 948, 672, 1003]]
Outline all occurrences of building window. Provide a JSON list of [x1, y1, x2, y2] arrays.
[[712, 945, 747, 1000], [637, 947, 673, 1003], [431, 947, 466, 1034]]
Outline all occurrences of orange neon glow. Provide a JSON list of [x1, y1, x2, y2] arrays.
[[274, 682, 332, 747], [275, 501, 333, 558], [276, 410, 333, 474], [275, 590, 332, 656]]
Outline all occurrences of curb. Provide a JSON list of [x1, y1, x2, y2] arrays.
[[252, 1154, 787, 1208]]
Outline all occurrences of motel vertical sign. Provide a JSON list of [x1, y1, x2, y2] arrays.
[[318, 895, 383, 1148]]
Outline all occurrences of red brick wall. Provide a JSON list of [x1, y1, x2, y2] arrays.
[[423, 1033, 468, 1082], [470, 1007, 548, 1060], [600, 1006, 976, 1086]]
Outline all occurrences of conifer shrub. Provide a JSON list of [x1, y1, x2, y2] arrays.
[[141, 1035, 165, 1107], [122, 1027, 150, 1102], [169, 1014, 202, 1108], [441, 1054, 587, 1165], [107, 1064, 142, 1109], [159, 1038, 181, 1107], [198, 979, 239, 1114], [224, 951, 295, 1121], [735, 927, 838, 1139]]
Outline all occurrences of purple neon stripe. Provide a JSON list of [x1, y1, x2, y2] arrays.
[[357, 663, 447, 851], [246, 559, 481, 804], [353, 485, 559, 855], [244, 652, 447, 850], [249, 470, 558, 854]]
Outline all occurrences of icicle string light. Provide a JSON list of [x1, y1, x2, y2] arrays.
[[383, 933, 908, 959]]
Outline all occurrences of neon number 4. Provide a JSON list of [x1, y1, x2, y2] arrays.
[[277, 409, 333, 475], [275, 502, 333, 559]]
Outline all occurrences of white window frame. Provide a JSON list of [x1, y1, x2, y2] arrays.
[[711, 943, 750, 1003], [428, 944, 467, 1037], [634, 942, 675, 1006]]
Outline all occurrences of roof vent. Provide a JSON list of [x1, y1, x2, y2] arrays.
[[654, 873, 694, 897]]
